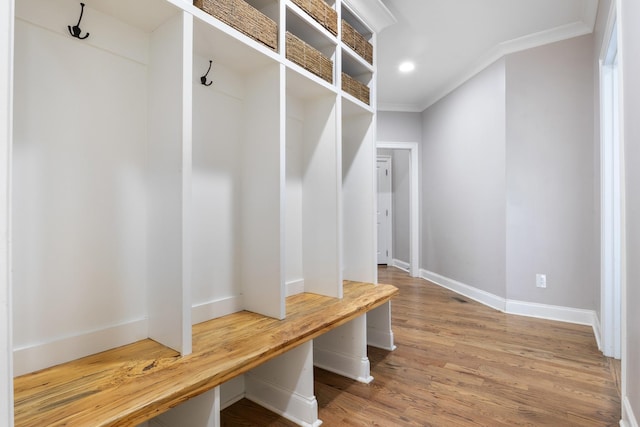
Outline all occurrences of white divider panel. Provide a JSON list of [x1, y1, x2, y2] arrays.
[[342, 110, 376, 283], [240, 63, 285, 319], [246, 341, 321, 427], [147, 12, 192, 355], [314, 314, 373, 383], [301, 95, 342, 298], [149, 387, 220, 427]]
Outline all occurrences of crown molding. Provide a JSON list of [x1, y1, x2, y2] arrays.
[[341, 0, 397, 34], [419, 19, 595, 111], [377, 101, 425, 113]]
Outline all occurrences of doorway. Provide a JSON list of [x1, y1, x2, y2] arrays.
[[376, 142, 419, 277]]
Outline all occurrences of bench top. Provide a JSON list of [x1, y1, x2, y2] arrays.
[[14, 281, 398, 427]]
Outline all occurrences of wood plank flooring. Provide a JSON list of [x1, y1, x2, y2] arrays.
[[221, 266, 621, 426]]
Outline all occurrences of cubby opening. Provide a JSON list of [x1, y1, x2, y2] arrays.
[[285, 69, 341, 299], [12, 0, 186, 375], [341, 109, 375, 283], [342, 50, 373, 106], [192, 18, 285, 322]]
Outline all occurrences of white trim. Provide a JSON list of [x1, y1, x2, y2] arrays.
[[286, 279, 305, 296], [420, 269, 506, 312], [505, 300, 597, 326], [420, 269, 601, 330], [377, 102, 425, 113], [377, 142, 420, 277], [313, 348, 373, 384], [419, 21, 594, 111], [623, 396, 639, 427], [391, 258, 410, 272], [592, 313, 603, 351], [0, 0, 13, 424], [341, 0, 397, 34], [245, 375, 322, 427], [599, 0, 622, 360], [191, 295, 243, 325], [13, 318, 148, 376]]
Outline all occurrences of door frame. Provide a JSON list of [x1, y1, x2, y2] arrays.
[[0, 0, 14, 424], [376, 155, 393, 265], [599, 0, 623, 360], [377, 142, 419, 277]]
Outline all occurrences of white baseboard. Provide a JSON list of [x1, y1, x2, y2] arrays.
[[592, 314, 602, 351], [622, 396, 639, 427], [13, 318, 148, 376], [419, 269, 599, 331], [391, 259, 410, 273], [192, 295, 243, 325], [313, 348, 373, 384], [286, 279, 305, 297], [420, 269, 506, 311], [505, 299, 597, 326], [245, 374, 322, 427], [366, 326, 396, 351]]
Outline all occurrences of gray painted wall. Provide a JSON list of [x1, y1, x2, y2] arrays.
[[391, 150, 411, 263], [378, 111, 422, 143], [620, 0, 640, 422], [505, 35, 597, 308], [420, 37, 597, 307], [421, 59, 507, 298]]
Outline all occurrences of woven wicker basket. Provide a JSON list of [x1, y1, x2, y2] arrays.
[[194, 0, 278, 51], [342, 72, 369, 105], [341, 19, 372, 64], [290, 0, 338, 36], [286, 32, 333, 83]]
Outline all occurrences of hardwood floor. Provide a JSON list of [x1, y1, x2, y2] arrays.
[[221, 266, 621, 426]]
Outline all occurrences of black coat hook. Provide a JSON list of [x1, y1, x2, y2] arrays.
[[68, 2, 90, 40], [200, 60, 213, 86]]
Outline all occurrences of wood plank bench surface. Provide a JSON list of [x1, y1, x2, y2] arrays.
[[14, 281, 398, 427]]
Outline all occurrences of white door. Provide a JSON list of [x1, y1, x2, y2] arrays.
[[377, 157, 392, 265]]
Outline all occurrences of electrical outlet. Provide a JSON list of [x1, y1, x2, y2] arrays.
[[536, 274, 547, 288]]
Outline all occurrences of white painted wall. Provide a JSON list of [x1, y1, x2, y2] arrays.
[[505, 35, 597, 308], [12, 14, 149, 355], [191, 57, 244, 310], [420, 59, 507, 298]]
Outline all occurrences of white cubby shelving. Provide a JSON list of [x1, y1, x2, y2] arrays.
[[4, 0, 396, 425]]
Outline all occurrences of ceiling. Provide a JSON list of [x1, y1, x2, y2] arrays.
[[375, 0, 599, 112]]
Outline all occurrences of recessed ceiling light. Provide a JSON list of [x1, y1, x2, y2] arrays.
[[399, 61, 415, 73]]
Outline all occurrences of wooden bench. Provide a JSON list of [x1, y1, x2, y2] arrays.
[[14, 281, 398, 426]]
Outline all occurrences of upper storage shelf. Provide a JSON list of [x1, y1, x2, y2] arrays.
[[193, 0, 279, 51], [340, 4, 373, 65], [289, 0, 337, 36]]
